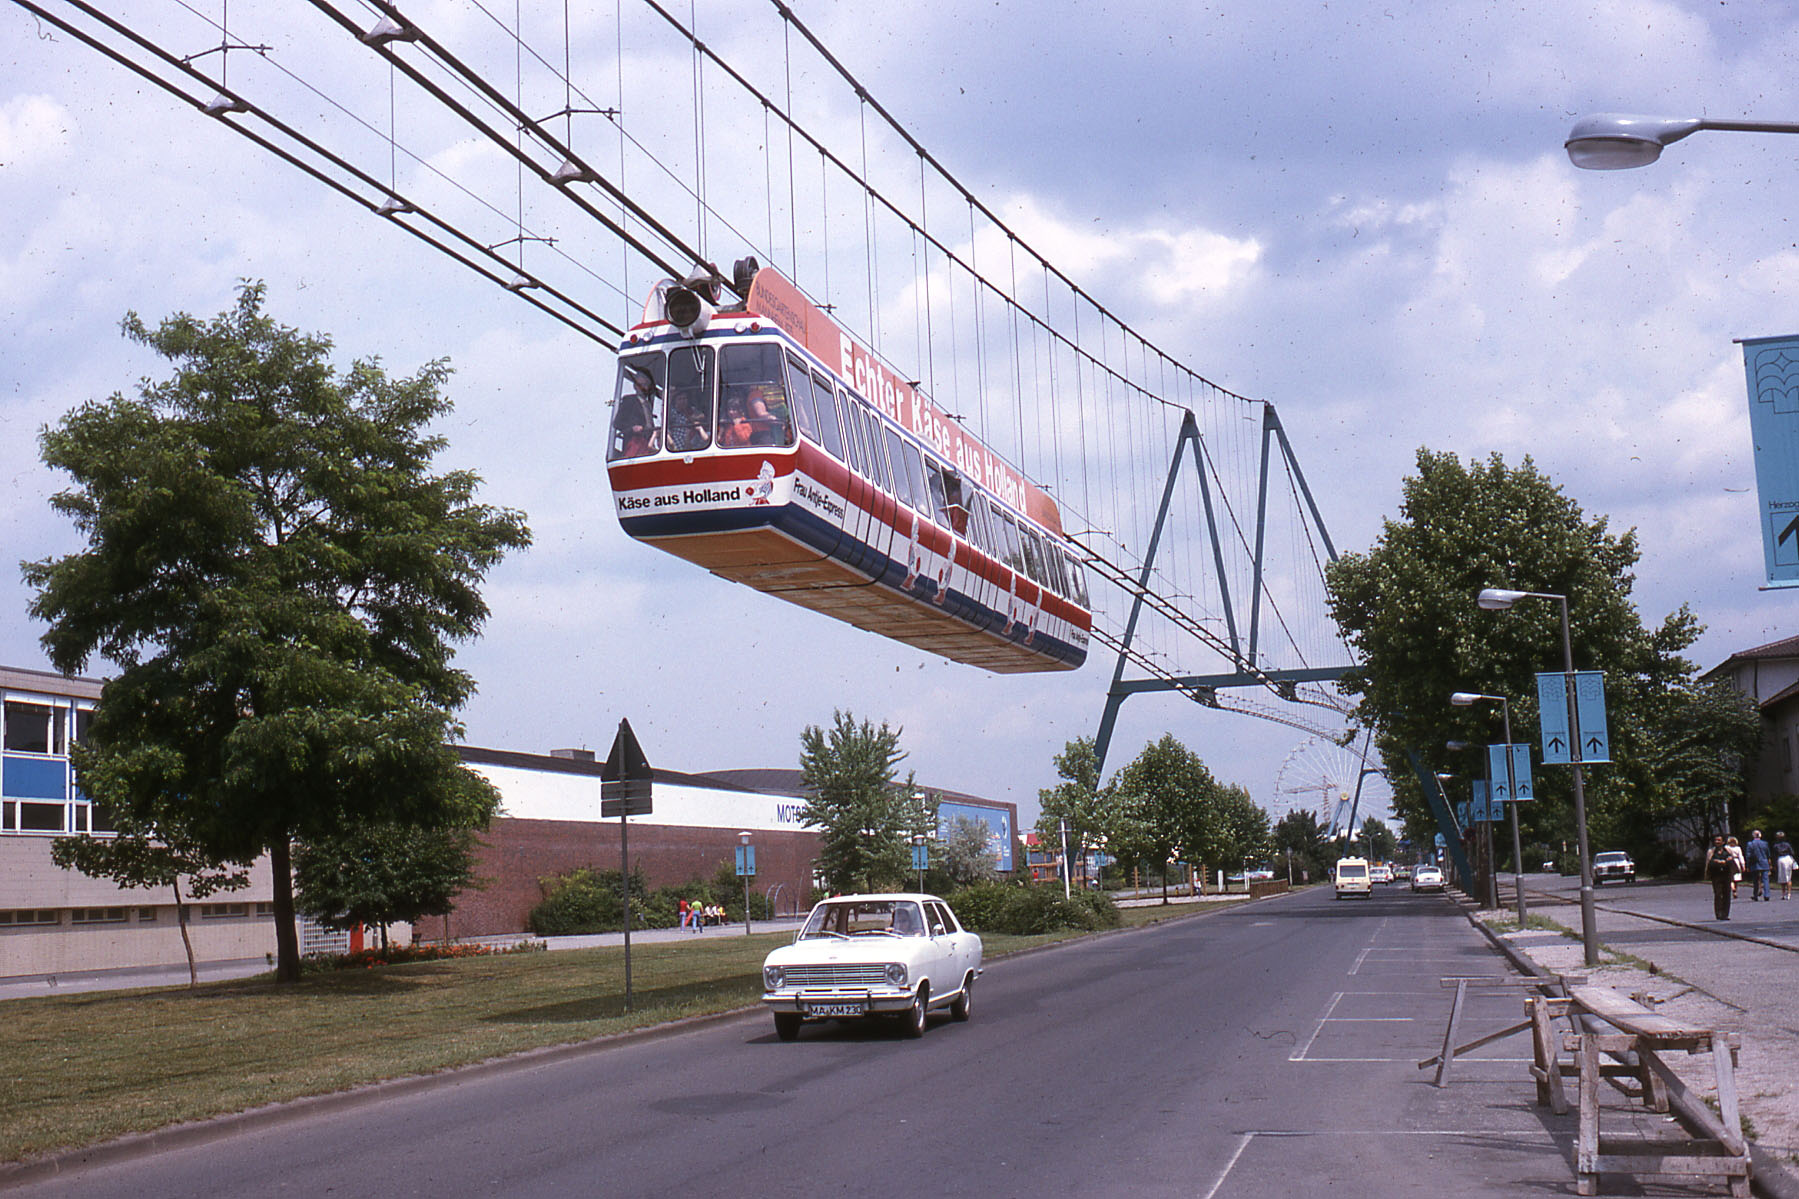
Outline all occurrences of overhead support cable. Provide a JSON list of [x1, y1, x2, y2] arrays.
[[309, 0, 703, 294], [14, 0, 623, 343]]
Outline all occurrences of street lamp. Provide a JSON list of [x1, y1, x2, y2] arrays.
[[1478, 587, 1599, 966], [1451, 692, 1527, 925], [1565, 112, 1799, 170], [737, 831, 753, 936]]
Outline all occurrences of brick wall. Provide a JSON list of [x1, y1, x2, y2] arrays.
[[431, 817, 822, 939]]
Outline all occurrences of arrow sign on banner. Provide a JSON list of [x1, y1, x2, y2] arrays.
[[1488, 743, 1534, 801], [1573, 672, 1611, 763], [1537, 673, 1572, 764]]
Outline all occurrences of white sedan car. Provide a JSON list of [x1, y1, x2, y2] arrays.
[[1411, 865, 1446, 892], [761, 894, 983, 1040]]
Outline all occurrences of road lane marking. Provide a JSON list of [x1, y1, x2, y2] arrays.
[[1201, 1129, 1555, 1197]]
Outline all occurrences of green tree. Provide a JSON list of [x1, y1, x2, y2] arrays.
[[798, 710, 916, 893], [51, 814, 249, 986], [1213, 783, 1273, 868], [1272, 809, 1333, 883], [941, 815, 997, 886], [293, 816, 491, 950], [23, 284, 529, 981], [1326, 449, 1697, 846], [1357, 817, 1398, 862], [1036, 737, 1109, 888], [1107, 734, 1222, 901], [1633, 678, 1762, 856]]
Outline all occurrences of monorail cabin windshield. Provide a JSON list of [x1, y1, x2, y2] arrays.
[[605, 261, 1090, 673]]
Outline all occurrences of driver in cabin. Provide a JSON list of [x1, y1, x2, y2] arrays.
[[614, 367, 660, 458]]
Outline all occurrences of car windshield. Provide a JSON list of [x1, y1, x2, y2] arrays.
[[799, 899, 926, 939], [1596, 853, 1627, 864]]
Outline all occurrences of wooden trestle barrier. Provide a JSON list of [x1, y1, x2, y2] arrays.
[[1426, 976, 1751, 1195], [1534, 984, 1750, 1197]]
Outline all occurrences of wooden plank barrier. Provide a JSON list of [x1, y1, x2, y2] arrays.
[[1551, 983, 1749, 1197]]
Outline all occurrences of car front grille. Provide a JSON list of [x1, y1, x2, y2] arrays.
[[784, 964, 888, 987]]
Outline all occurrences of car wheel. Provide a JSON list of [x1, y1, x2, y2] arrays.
[[903, 984, 929, 1038], [950, 973, 974, 1022], [773, 1013, 802, 1042]]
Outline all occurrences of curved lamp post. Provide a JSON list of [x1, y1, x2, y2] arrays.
[[1566, 112, 1799, 170], [1478, 587, 1599, 966], [1452, 692, 1527, 925]]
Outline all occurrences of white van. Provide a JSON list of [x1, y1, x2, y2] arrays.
[[1334, 857, 1372, 899]]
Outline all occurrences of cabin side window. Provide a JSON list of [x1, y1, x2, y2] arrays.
[[665, 346, 716, 453], [718, 344, 794, 449], [1020, 528, 1048, 586], [925, 460, 969, 536], [997, 511, 1025, 573], [882, 426, 915, 508], [808, 372, 845, 460], [1048, 545, 1072, 598], [835, 389, 865, 475], [1068, 554, 1091, 607], [925, 461, 951, 526], [862, 409, 892, 492], [608, 353, 665, 462], [901, 440, 932, 517], [966, 493, 993, 556]]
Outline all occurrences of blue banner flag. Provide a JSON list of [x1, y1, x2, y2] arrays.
[[1740, 334, 1799, 588]]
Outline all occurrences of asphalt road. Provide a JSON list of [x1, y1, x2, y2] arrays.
[[8, 885, 1577, 1198]]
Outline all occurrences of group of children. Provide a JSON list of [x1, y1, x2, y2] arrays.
[[676, 898, 727, 931]]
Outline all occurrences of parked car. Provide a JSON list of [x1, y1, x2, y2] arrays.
[[1334, 857, 1372, 899], [1592, 851, 1636, 884], [760, 894, 982, 1040], [1411, 866, 1446, 893], [1369, 863, 1394, 884]]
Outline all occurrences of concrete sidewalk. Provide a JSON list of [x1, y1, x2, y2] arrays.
[[1477, 872, 1799, 1198]]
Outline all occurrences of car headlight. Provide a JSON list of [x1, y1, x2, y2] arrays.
[[763, 964, 784, 989], [884, 962, 907, 987]]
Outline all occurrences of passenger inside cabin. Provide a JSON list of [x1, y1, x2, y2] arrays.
[[744, 385, 792, 446], [719, 400, 754, 448], [667, 393, 712, 452]]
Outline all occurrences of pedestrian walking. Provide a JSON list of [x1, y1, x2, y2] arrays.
[[692, 898, 704, 933], [1726, 836, 1746, 899], [1705, 835, 1736, 921], [1744, 830, 1773, 902], [1774, 831, 1795, 900], [678, 898, 690, 931]]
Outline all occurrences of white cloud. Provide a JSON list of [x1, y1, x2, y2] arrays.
[[0, 94, 71, 171]]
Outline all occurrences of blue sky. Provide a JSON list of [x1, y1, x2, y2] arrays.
[[6, 0, 1799, 833]]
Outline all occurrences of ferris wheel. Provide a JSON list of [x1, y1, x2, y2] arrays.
[[1271, 733, 1394, 838]]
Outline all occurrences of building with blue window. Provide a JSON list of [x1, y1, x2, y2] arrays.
[[2, 663, 1021, 980], [1, 665, 281, 978]]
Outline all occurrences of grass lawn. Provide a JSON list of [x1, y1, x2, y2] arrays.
[[0, 899, 1228, 1164]]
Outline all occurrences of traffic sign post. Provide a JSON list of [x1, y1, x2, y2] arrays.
[[601, 719, 654, 1010]]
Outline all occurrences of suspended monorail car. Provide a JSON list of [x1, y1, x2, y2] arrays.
[[604, 259, 1091, 673]]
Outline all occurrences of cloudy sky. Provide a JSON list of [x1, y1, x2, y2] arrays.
[[5, 0, 1797, 833]]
